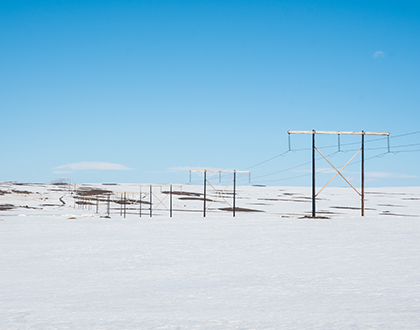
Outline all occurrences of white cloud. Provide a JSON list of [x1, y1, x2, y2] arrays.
[[168, 166, 227, 173], [373, 51, 385, 58], [53, 162, 135, 171], [365, 171, 417, 179], [297, 168, 343, 174], [52, 170, 75, 174], [296, 168, 417, 180]]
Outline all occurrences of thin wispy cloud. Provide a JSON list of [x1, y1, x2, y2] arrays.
[[365, 171, 417, 179], [53, 162, 135, 171], [168, 166, 227, 173], [373, 51, 385, 58], [296, 168, 416, 180]]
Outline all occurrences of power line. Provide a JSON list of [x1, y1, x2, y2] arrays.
[[255, 151, 391, 184], [246, 130, 420, 171], [390, 142, 420, 149], [390, 130, 420, 139], [253, 151, 340, 180], [257, 172, 311, 183], [190, 130, 420, 185], [390, 149, 420, 154], [245, 150, 289, 170]]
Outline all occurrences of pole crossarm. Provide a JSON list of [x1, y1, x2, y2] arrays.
[[139, 184, 182, 187], [190, 170, 250, 173], [288, 130, 389, 136]]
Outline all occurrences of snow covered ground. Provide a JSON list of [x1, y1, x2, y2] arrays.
[[1, 182, 420, 329]]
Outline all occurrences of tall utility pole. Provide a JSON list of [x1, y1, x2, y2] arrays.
[[312, 130, 316, 217], [288, 130, 390, 217]]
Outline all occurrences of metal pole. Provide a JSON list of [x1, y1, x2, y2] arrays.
[[150, 185, 152, 217], [204, 170, 207, 217], [362, 132, 365, 216], [124, 192, 126, 218], [233, 170, 236, 217], [120, 194, 122, 216], [96, 196, 99, 214], [170, 184, 173, 218], [139, 187, 142, 217], [107, 194, 110, 216], [312, 130, 316, 217]]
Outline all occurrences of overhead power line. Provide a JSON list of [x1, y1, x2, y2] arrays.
[[245, 150, 289, 170]]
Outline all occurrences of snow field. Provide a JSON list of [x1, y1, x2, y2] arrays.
[[1, 183, 420, 329]]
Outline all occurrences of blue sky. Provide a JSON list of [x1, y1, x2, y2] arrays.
[[1, 0, 419, 187]]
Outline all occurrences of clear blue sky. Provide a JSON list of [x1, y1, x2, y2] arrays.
[[1, 0, 419, 187]]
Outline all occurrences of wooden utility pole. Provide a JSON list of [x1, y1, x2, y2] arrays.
[[361, 132, 365, 216], [312, 130, 316, 217]]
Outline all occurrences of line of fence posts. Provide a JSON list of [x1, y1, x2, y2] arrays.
[[72, 181, 260, 218], [80, 185, 180, 218]]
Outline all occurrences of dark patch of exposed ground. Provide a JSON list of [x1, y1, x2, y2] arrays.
[[377, 204, 406, 207], [179, 197, 213, 202], [317, 210, 342, 215], [0, 204, 15, 211], [113, 199, 151, 205], [218, 207, 264, 213], [299, 215, 330, 219], [161, 191, 201, 197], [331, 206, 376, 210], [11, 189, 32, 194], [366, 192, 410, 196], [75, 201, 95, 205], [76, 188, 113, 196], [380, 211, 419, 217], [0, 204, 40, 211]]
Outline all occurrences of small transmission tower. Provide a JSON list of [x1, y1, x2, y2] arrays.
[[288, 130, 390, 217]]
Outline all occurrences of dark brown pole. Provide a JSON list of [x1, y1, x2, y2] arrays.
[[107, 194, 110, 216], [170, 184, 173, 218], [124, 192, 126, 218], [203, 170, 207, 217], [361, 131, 365, 216], [150, 185, 152, 217], [312, 130, 316, 217], [233, 170, 236, 217]]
